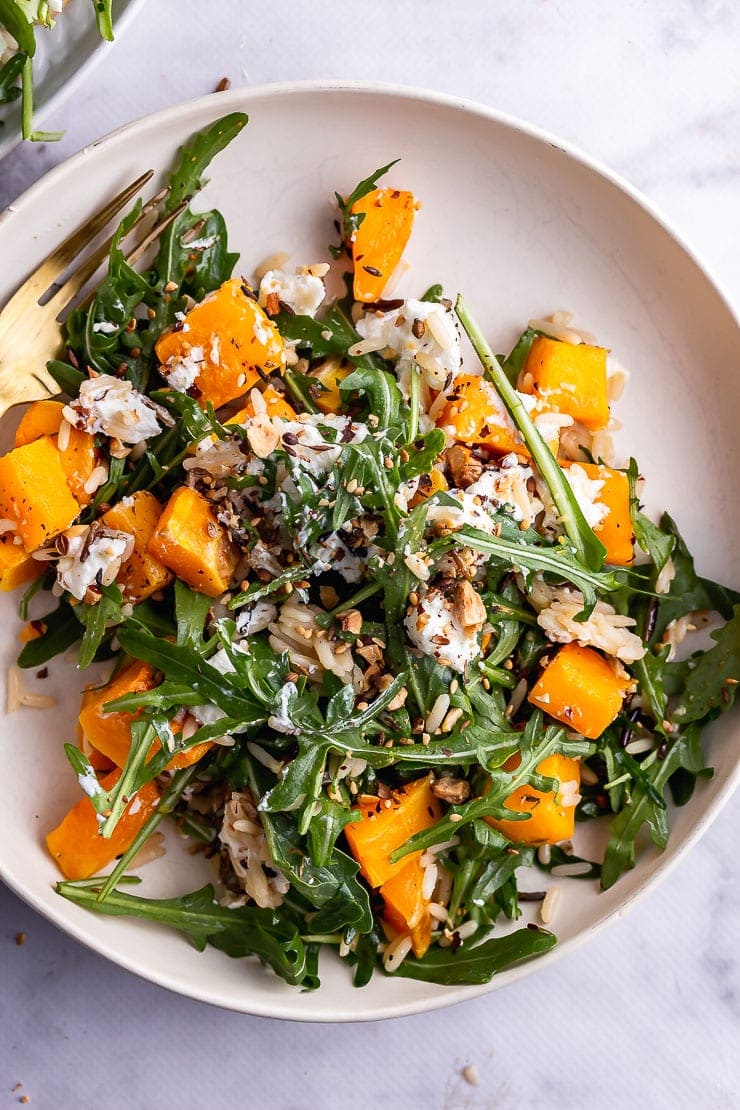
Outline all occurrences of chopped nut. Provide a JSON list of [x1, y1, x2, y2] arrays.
[[338, 608, 363, 636], [445, 443, 483, 488], [453, 580, 487, 631], [431, 777, 471, 804], [246, 414, 281, 459]]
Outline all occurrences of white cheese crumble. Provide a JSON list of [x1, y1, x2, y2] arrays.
[[235, 601, 278, 636], [308, 533, 366, 582], [267, 681, 300, 734], [278, 413, 368, 475], [258, 265, 328, 317], [65, 375, 162, 445], [405, 584, 484, 673], [564, 463, 609, 529], [353, 299, 462, 394], [55, 526, 135, 601], [162, 345, 205, 392]]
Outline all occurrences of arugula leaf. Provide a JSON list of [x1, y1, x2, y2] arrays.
[[652, 515, 740, 641], [671, 607, 740, 725], [456, 296, 607, 572], [174, 579, 212, 651], [93, 0, 114, 40], [116, 625, 266, 723], [601, 726, 706, 889], [56, 881, 315, 987], [392, 926, 556, 985], [76, 583, 123, 669], [339, 364, 403, 432], [17, 602, 82, 669]]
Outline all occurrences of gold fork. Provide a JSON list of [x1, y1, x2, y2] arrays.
[[0, 171, 186, 421]]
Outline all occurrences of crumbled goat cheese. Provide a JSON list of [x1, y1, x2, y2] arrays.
[[309, 532, 367, 582], [91, 321, 118, 335], [235, 601, 278, 636], [65, 375, 162, 444], [353, 299, 462, 393], [405, 583, 485, 673], [163, 345, 205, 392], [267, 681, 300, 734], [278, 413, 368, 475], [55, 526, 134, 601], [258, 265, 327, 317], [564, 463, 609, 529], [427, 456, 542, 532]]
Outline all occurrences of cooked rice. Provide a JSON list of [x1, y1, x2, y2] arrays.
[[660, 614, 697, 661], [539, 886, 560, 925], [382, 933, 413, 972], [529, 577, 645, 664], [268, 598, 363, 689], [219, 790, 289, 909]]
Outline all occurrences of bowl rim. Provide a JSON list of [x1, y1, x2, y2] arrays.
[[1, 79, 738, 1022]]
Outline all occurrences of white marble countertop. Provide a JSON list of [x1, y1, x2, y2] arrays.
[[1, 2, 738, 1107]]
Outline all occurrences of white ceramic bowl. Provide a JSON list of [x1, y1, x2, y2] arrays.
[[0, 83, 738, 1021]]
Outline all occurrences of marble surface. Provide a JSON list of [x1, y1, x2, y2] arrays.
[[1, 1, 738, 1107]]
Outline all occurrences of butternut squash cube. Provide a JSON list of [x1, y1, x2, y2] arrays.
[[344, 775, 441, 889], [0, 534, 40, 591], [519, 336, 609, 431], [0, 437, 80, 551], [381, 858, 432, 958], [564, 461, 633, 566], [14, 399, 99, 507], [78, 660, 213, 770], [487, 753, 581, 846], [409, 467, 448, 508], [102, 491, 173, 602], [79, 659, 158, 768], [147, 486, 239, 598], [528, 642, 630, 739], [350, 187, 416, 303], [45, 768, 160, 880], [155, 278, 286, 410], [308, 357, 352, 414], [437, 373, 526, 456]]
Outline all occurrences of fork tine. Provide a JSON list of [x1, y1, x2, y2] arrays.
[[5, 171, 154, 308], [45, 186, 170, 320], [124, 200, 188, 267]]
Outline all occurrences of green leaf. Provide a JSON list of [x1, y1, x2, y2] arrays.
[[671, 607, 740, 725], [456, 296, 607, 572], [334, 159, 399, 246], [56, 882, 314, 987], [92, 0, 114, 40], [601, 726, 705, 890], [392, 926, 556, 985], [76, 583, 123, 669], [17, 602, 82, 669], [0, 1, 36, 55], [652, 514, 740, 641], [339, 364, 403, 431], [174, 579, 212, 650]]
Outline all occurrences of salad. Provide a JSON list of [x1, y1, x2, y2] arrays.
[[0, 0, 114, 141], [4, 113, 738, 991]]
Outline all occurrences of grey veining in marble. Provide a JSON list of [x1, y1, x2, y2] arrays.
[[1, 2, 738, 1107]]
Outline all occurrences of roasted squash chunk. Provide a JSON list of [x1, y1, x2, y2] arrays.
[[528, 642, 630, 739], [344, 775, 441, 888], [0, 534, 41, 591], [102, 491, 173, 602], [307, 357, 352, 414], [0, 437, 80, 551], [564, 461, 633, 566], [147, 486, 239, 598], [350, 187, 416, 303], [155, 278, 286, 410], [78, 660, 213, 770], [14, 398, 99, 507], [46, 769, 160, 880], [436, 373, 525, 456], [380, 858, 433, 958], [487, 753, 581, 846], [519, 336, 609, 431]]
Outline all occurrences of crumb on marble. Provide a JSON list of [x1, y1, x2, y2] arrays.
[[15, 932, 26, 946], [462, 1064, 479, 1086]]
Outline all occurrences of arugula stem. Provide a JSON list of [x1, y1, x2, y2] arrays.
[[407, 365, 420, 445], [455, 296, 606, 572], [96, 763, 201, 902]]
